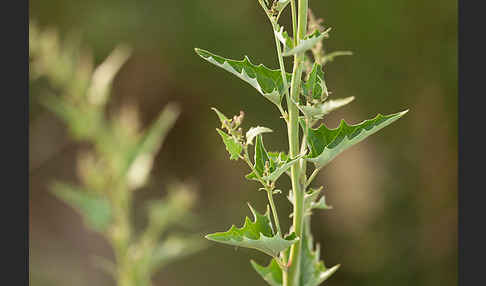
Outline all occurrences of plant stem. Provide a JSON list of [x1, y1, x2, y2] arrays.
[[266, 189, 282, 235], [241, 148, 282, 237], [285, 1, 308, 285], [272, 24, 290, 124], [305, 166, 322, 189], [290, 0, 298, 45]]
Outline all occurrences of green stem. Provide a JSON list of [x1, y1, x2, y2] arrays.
[[241, 147, 282, 237], [285, 1, 308, 285], [272, 24, 290, 124], [266, 189, 282, 235], [290, 0, 298, 45], [305, 166, 322, 189]]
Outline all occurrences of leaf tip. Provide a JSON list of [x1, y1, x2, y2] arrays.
[[400, 109, 410, 116]]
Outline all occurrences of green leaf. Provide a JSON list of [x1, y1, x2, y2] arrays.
[[299, 232, 340, 286], [273, 0, 291, 13], [211, 107, 230, 127], [306, 110, 408, 168], [312, 195, 333, 211], [251, 232, 339, 286], [282, 29, 331, 57], [246, 126, 273, 145], [51, 182, 111, 231], [274, 25, 294, 51], [288, 187, 332, 218], [254, 135, 271, 176], [216, 128, 243, 160], [262, 154, 303, 182], [297, 97, 355, 121], [195, 48, 290, 105], [251, 259, 283, 286], [302, 63, 328, 101], [205, 204, 298, 257]]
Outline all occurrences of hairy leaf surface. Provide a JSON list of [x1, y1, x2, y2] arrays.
[[306, 111, 408, 168], [205, 204, 298, 257]]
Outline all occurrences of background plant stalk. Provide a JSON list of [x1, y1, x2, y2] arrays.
[[285, 0, 308, 285]]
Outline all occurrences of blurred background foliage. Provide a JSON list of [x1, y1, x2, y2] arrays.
[[29, 0, 457, 286]]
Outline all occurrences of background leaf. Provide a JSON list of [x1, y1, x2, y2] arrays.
[[50, 182, 111, 231]]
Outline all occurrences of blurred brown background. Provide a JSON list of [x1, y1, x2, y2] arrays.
[[29, 0, 457, 285]]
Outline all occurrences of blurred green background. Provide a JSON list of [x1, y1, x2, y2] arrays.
[[29, 0, 457, 285]]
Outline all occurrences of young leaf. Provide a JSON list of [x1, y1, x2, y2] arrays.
[[50, 182, 111, 231], [302, 63, 328, 101], [282, 29, 331, 57], [247, 126, 274, 145], [205, 204, 298, 257], [216, 129, 243, 160], [297, 97, 355, 121], [255, 135, 271, 176], [251, 259, 283, 286], [273, 0, 291, 13], [262, 154, 303, 182], [288, 187, 332, 218], [211, 107, 231, 127], [306, 110, 408, 168], [274, 25, 294, 51], [195, 48, 291, 106]]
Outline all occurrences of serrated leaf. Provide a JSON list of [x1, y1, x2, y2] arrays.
[[298, 222, 340, 286], [262, 154, 303, 182], [302, 63, 328, 101], [51, 182, 111, 231], [288, 187, 332, 218], [205, 204, 298, 257], [251, 259, 283, 286], [306, 110, 408, 168], [195, 48, 291, 105], [283, 29, 331, 57], [311, 194, 333, 211], [251, 231, 339, 286], [298, 97, 355, 121], [216, 128, 242, 160], [247, 126, 273, 145]]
